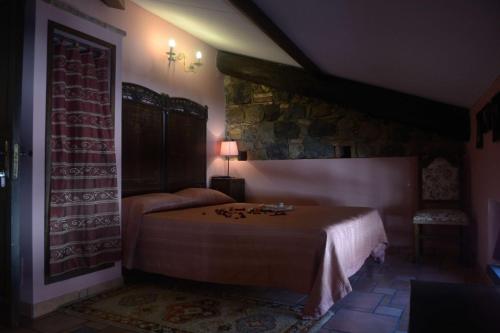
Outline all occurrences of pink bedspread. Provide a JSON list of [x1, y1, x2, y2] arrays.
[[122, 199, 387, 318]]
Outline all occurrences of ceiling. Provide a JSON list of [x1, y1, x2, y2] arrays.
[[130, 0, 298, 66], [132, 0, 500, 108]]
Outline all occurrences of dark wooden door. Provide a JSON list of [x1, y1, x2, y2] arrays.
[[0, 0, 24, 327]]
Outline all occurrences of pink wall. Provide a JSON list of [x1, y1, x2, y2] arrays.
[[65, 0, 227, 177], [21, 0, 226, 308], [230, 157, 418, 247], [466, 75, 500, 269]]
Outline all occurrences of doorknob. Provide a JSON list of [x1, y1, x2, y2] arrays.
[[0, 141, 26, 186], [0, 171, 5, 188], [1, 140, 9, 188]]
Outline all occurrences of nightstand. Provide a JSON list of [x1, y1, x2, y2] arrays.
[[210, 177, 245, 202]]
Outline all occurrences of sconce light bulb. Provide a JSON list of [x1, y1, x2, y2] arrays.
[[195, 51, 202, 60], [168, 39, 176, 48]]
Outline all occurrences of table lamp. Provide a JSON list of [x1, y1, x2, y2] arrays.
[[220, 140, 238, 177]]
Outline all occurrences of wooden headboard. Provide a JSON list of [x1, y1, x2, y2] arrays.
[[122, 82, 208, 197]]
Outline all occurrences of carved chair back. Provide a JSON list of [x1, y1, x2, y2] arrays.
[[418, 154, 463, 210]]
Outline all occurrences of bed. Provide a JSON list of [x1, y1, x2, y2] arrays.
[[121, 83, 388, 318]]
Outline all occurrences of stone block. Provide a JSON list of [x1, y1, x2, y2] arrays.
[[303, 137, 335, 158], [225, 81, 252, 105], [242, 126, 258, 142], [274, 121, 300, 139], [257, 121, 275, 143], [248, 148, 267, 160], [262, 104, 282, 121], [291, 94, 310, 105], [336, 114, 362, 139], [244, 105, 264, 123], [272, 90, 291, 103], [289, 142, 304, 159], [253, 84, 272, 94], [237, 140, 254, 151], [228, 128, 242, 140], [355, 143, 377, 158], [226, 106, 244, 123], [285, 104, 306, 120], [253, 92, 273, 104], [266, 143, 288, 160], [309, 119, 336, 137], [310, 103, 332, 118]]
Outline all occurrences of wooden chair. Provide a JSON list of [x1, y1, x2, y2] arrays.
[[413, 155, 468, 262]]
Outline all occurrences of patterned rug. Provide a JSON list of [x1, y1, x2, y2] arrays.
[[64, 283, 333, 333]]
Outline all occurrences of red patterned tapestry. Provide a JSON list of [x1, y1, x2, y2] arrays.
[[48, 33, 121, 278]]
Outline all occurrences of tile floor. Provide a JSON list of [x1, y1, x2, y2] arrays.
[[1, 249, 486, 333]]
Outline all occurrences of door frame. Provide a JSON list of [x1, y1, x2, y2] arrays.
[[2, 0, 25, 327]]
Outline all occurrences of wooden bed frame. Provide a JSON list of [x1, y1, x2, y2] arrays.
[[122, 82, 208, 197]]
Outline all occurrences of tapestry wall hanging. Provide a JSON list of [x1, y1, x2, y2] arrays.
[[45, 21, 120, 282]]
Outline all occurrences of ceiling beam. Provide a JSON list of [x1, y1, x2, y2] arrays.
[[101, 0, 125, 10], [217, 50, 470, 141], [227, 0, 323, 75]]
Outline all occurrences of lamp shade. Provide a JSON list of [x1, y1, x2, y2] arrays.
[[220, 141, 238, 156]]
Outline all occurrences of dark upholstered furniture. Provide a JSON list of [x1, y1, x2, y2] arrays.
[[409, 280, 500, 333]]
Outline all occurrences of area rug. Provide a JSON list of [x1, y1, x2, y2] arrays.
[[64, 283, 333, 333]]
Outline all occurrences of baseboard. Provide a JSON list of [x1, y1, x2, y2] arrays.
[[20, 277, 123, 319]]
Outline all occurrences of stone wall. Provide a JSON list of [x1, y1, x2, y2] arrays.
[[224, 76, 463, 160]]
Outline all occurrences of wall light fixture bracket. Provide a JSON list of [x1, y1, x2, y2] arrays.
[[166, 39, 203, 73]]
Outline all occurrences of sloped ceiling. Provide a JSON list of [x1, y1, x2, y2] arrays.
[[131, 0, 500, 108], [130, 0, 298, 66]]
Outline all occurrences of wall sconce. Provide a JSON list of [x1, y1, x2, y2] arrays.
[[166, 38, 203, 73]]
